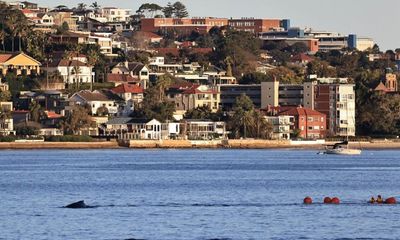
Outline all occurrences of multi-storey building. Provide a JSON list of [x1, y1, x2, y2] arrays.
[[228, 18, 285, 34], [101, 7, 131, 22]]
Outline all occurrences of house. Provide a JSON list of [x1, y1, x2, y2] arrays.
[[39, 111, 64, 136], [50, 31, 89, 44], [44, 59, 94, 85], [69, 90, 118, 116], [265, 115, 294, 140], [0, 102, 15, 136], [278, 107, 326, 139], [34, 13, 55, 32], [104, 118, 162, 140], [16, 90, 68, 113], [290, 53, 314, 65], [48, 11, 77, 30], [0, 52, 41, 76], [107, 74, 141, 86], [110, 61, 149, 88], [111, 84, 144, 116], [132, 31, 163, 44], [101, 7, 131, 22], [181, 119, 227, 140], [166, 83, 220, 117]]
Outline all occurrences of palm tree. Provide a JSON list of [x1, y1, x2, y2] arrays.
[[0, 30, 5, 52], [77, 3, 87, 11], [90, 2, 101, 13], [86, 49, 100, 91], [6, 14, 18, 52]]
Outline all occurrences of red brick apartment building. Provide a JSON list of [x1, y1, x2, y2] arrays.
[[228, 18, 281, 34], [279, 107, 326, 139], [141, 17, 283, 35], [141, 18, 228, 34]]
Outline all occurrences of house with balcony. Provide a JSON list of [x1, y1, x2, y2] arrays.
[[265, 115, 294, 140], [0, 102, 15, 136], [110, 61, 149, 89], [166, 84, 220, 118], [0, 52, 41, 76], [278, 106, 326, 139], [111, 84, 144, 116], [44, 58, 94, 85], [181, 119, 227, 140]]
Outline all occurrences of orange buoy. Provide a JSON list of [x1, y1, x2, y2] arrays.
[[323, 197, 332, 204], [385, 197, 397, 204], [331, 197, 340, 204], [303, 196, 313, 204]]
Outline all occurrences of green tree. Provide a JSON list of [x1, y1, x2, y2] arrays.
[[61, 105, 94, 135], [0, 89, 11, 101], [77, 3, 87, 11], [163, 2, 174, 17], [29, 100, 42, 123], [172, 1, 189, 18]]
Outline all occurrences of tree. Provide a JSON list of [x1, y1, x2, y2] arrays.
[[240, 72, 270, 84], [77, 3, 87, 11], [0, 30, 5, 52], [58, 22, 70, 34], [0, 89, 11, 101], [163, 2, 174, 17], [90, 2, 101, 13], [137, 3, 163, 18], [29, 100, 42, 123], [172, 1, 188, 18], [61, 105, 94, 135]]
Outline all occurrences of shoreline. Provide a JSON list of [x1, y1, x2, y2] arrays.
[[0, 140, 398, 150]]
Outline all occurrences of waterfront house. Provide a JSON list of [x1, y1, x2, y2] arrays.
[[278, 106, 326, 139], [181, 119, 227, 140], [104, 118, 162, 140], [0, 52, 41, 76], [0, 102, 15, 136], [264, 115, 294, 140]]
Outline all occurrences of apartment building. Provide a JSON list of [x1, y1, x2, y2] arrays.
[[228, 18, 284, 34], [101, 7, 131, 22]]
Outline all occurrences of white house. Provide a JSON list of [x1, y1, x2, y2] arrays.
[[44, 59, 94, 85], [69, 90, 118, 116], [101, 7, 131, 22], [0, 102, 15, 136], [265, 115, 294, 140], [110, 61, 150, 89], [111, 84, 144, 116]]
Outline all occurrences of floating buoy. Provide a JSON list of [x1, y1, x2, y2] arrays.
[[323, 197, 332, 204], [385, 197, 397, 204], [303, 196, 313, 204], [331, 197, 340, 204]]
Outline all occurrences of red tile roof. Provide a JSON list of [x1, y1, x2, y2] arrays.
[[291, 53, 314, 62], [279, 107, 325, 117], [135, 31, 162, 39], [107, 74, 139, 83], [111, 84, 144, 94], [0, 54, 13, 63], [46, 111, 63, 119], [182, 85, 219, 94]]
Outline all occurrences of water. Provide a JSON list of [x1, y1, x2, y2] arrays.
[[0, 149, 400, 240]]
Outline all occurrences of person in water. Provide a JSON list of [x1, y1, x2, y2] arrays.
[[377, 195, 384, 203], [370, 197, 376, 203]]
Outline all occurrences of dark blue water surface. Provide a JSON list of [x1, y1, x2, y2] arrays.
[[1, 149, 400, 240]]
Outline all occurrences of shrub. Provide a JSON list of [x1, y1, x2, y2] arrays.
[[45, 135, 94, 142]]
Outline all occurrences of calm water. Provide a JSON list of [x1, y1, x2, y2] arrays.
[[1, 149, 400, 240]]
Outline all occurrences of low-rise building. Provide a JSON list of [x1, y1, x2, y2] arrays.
[[44, 59, 94, 85], [101, 7, 131, 22], [265, 115, 294, 140], [0, 52, 41, 76], [69, 90, 118, 116], [0, 102, 15, 136], [111, 84, 144, 116], [181, 119, 227, 140], [278, 107, 326, 139], [166, 84, 220, 116], [110, 61, 149, 89]]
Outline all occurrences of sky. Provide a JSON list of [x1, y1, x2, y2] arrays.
[[27, 0, 399, 50]]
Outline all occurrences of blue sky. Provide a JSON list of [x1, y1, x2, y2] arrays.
[[29, 0, 398, 50]]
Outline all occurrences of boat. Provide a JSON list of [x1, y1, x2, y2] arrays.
[[324, 141, 362, 155]]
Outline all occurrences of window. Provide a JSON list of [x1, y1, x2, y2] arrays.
[[308, 126, 313, 130], [307, 117, 313, 122]]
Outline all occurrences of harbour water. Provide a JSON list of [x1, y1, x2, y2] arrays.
[[1, 149, 400, 239]]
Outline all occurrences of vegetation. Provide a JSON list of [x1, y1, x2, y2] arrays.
[[60, 105, 94, 135], [228, 94, 272, 139]]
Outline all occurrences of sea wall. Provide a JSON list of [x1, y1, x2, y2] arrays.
[[0, 141, 119, 149]]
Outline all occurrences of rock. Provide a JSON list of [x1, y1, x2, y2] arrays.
[[65, 200, 87, 209]]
